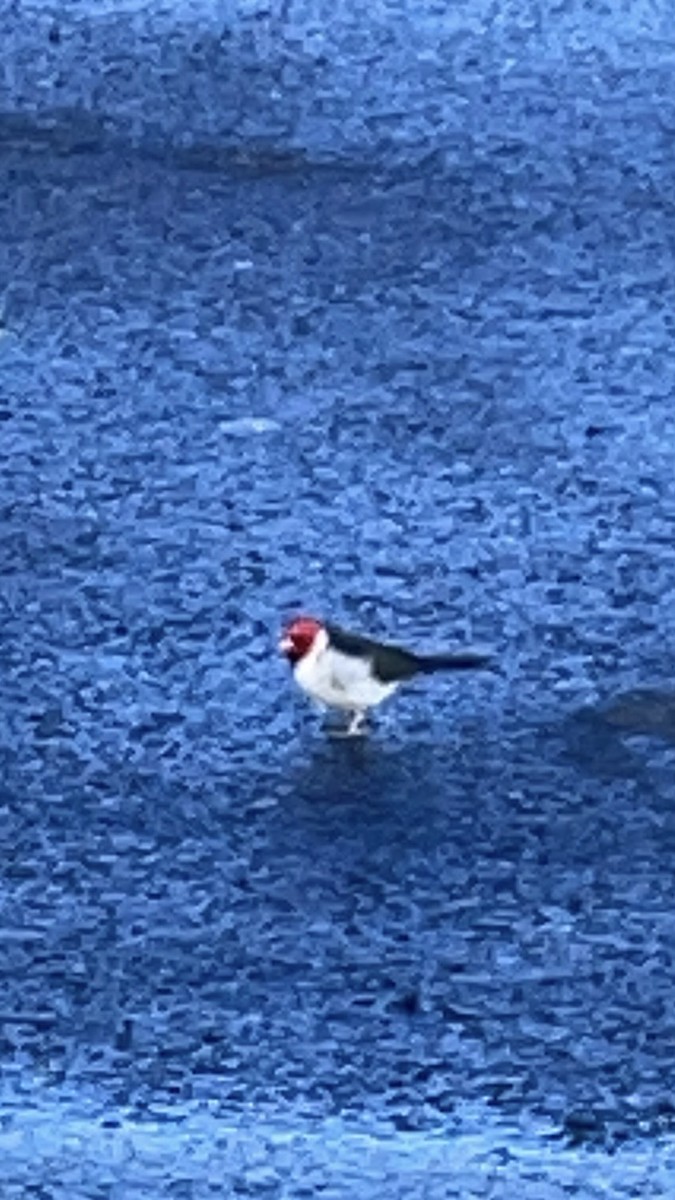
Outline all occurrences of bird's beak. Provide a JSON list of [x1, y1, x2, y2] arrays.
[[278, 636, 293, 654]]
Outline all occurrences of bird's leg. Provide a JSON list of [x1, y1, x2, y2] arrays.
[[345, 710, 367, 737], [325, 710, 368, 738]]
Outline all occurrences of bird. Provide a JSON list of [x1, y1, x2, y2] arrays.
[[279, 615, 492, 735]]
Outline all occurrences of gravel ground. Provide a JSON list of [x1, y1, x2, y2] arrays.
[[2, 0, 675, 1195]]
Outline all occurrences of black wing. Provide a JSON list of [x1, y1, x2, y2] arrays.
[[326, 624, 493, 682], [325, 624, 424, 683]]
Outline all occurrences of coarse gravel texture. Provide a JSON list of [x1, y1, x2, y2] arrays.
[[2, 0, 675, 1196]]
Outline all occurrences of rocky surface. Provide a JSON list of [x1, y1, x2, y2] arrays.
[[1, 0, 675, 1194]]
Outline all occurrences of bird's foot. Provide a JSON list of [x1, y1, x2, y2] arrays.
[[325, 711, 369, 738]]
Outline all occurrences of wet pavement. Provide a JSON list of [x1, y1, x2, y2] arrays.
[[2, 0, 675, 1195]]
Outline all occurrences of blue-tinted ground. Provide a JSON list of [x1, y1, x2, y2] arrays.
[[2, 0, 675, 1195]]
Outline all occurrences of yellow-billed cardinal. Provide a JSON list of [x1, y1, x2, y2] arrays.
[[279, 615, 492, 735]]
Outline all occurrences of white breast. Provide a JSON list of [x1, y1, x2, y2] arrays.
[[294, 628, 398, 712]]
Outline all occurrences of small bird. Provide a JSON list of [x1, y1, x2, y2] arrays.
[[279, 615, 492, 735]]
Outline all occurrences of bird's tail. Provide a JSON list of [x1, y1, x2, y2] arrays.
[[415, 651, 493, 674]]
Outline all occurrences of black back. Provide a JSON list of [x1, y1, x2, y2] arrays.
[[326, 624, 492, 683], [325, 624, 428, 683]]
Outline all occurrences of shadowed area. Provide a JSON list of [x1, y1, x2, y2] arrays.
[[602, 690, 675, 742], [1, 0, 675, 1195]]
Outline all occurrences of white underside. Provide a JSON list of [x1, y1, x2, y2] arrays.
[[293, 629, 398, 714]]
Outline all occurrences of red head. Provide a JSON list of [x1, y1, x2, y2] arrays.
[[279, 615, 323, 664]]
